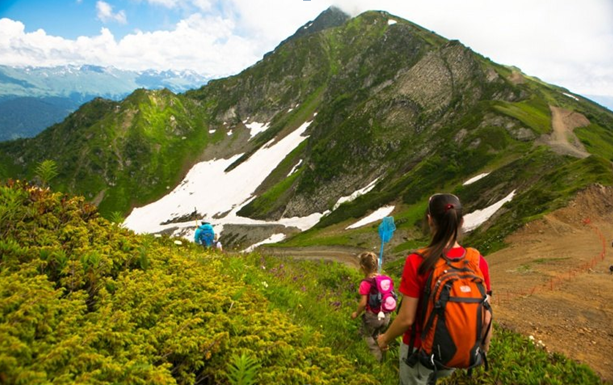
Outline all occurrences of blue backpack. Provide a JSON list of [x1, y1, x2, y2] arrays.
[[196, 223, 215, 247]]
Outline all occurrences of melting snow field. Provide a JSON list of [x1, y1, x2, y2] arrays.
[[244, 121, 270, 139], [242, 233, 286, 253], [346, 206, 395, 230], [463, 190, 516, 232], [124, 120, 322, 244], [463, 172, 489, 186], [333, 178, 380, 210]]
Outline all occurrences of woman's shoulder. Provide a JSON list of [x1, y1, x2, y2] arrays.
[[405, 250, 426, 267], [408, 248, 427, 257]]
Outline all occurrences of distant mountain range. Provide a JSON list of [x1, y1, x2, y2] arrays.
[[0, 64, 210, 141], [1, 7, 612, 255]]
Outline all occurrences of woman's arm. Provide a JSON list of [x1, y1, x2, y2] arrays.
[[377, 295, 419, 349], [351, 295, 368, 319], [483, 295, 493, 352], [377, 296, 419, 350]]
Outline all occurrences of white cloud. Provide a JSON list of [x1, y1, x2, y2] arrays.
[[96, 1, 127, 24], [145, 0, 180, 7], [0, 0, 612, 104], [0, 13, 261, 76], [191, 0, 213, 12]]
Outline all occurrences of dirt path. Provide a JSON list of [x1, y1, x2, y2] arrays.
[[259, 245, 364, 268], [540, 105, 590, 158]]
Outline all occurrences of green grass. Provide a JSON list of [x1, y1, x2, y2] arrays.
[[2, 181, 607, 385], [493, 97, 551, 134], [220, 250, 607, 385], [575, 123, 613, 161]]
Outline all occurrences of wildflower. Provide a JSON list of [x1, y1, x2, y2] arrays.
[[261, 265, 266, 270], [174, 240, 183, 245], [262, 281, 269, 288]]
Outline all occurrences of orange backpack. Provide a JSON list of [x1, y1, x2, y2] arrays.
[[408, 248, 492, 382]]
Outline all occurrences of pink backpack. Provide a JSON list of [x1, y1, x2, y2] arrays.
[[364, 275, 398, 313]]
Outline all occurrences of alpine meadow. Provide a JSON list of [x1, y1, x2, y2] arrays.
[[1, 7, 613, 385]]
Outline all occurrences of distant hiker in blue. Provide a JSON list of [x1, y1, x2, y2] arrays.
[[194, 221, 215, 248]]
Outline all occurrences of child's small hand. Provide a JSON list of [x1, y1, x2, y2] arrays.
[[351, 311, 358, 319]]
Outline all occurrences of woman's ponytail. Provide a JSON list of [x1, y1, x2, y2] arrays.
[[418, 194, 463, 275]]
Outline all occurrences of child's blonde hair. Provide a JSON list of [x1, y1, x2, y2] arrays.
[[358, 251, 378, 274]]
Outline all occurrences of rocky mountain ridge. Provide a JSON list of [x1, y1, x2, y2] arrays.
[[0, 8, 611, 253]]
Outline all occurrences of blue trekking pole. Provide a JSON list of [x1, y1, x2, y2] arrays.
[[377, 216, 396, 273]]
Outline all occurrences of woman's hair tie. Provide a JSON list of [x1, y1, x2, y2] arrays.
[[444, 203, 454, 212]]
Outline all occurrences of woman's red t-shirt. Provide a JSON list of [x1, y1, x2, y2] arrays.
[[398, 247, 491, 347]]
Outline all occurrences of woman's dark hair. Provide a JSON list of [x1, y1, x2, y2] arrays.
[[418, 193, 463, 275]]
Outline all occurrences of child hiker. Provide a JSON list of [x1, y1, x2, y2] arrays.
[[351, 251, 392, 362]]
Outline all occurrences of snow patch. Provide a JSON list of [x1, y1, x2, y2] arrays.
[[242, 233, 286, 253], [346, 206, 395, 230], [463, 172, 490, 186], [388, 19, 397, 25], [209, 129, 216, 134], [463, 190, 516, 232], [245, 121, 270, 139], [333, 178, 380, 210], [227, 130, 233, 136], [124, 120, 313, 238], [563, 92, 579, 101], [288, 159, 303, 176]]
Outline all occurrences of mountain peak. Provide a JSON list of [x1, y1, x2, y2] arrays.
[[277, 6, 350, 48]]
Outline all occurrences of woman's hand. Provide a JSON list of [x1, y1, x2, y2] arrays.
[[351, 311, 359, 319], [377, 334, 389, 351]]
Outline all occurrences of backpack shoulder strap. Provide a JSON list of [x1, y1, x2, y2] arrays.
[[464, 247, 481, 263], [361, 277, 377, 290], [463, 247, 483, 273]]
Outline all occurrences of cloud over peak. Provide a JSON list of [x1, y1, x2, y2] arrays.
[[96, 1, 127, 24]]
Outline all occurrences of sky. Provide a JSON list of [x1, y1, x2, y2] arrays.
[[0, 0, 612, 108]]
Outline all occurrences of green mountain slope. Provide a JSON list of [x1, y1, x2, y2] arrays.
[[0, 180, 605, 384], [0, 9, 612, 254]]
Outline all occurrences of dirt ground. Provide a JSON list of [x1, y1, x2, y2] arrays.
[[487, 184, 613, 382], [538, 106, 591, 158]]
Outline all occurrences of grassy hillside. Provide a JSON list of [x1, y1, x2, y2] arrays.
[[0, 90, 214, 216], [1, 182, 605, 384]]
